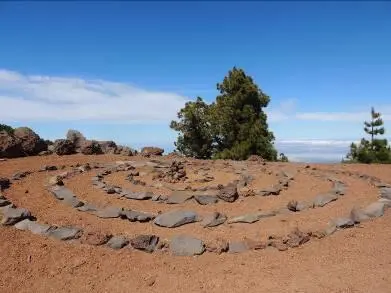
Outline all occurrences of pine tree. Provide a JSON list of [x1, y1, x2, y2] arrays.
[[364, 107, 385, 150]]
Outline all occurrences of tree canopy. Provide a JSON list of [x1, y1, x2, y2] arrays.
[[345, 107, 391, 164], [170, 67, 279, 161]]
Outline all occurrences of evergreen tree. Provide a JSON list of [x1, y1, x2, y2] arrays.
[[170, 67, 278, 161], [169, 97, 214, 159], [210, 67, 277, 160], [364, 107, 385, 149], [345, 107, 391, 163]]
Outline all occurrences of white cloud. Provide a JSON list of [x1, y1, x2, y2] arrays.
[[296, 111, 391, 122], [0, 69, 189, 123]]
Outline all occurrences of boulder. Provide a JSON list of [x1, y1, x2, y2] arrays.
[[154, 210, 198, 228], [98, 141, 117, 154], [115, 145, 135, 156], [13, 127, 47, 155], [141, 146, 164, 157], [170, 235, 205, 256], [66, 129, 86, 152], [217, 183, 238, 202], [93, 207, 122, 218], [0, 130, 24, 158], [53, 139, 76, 155], [80, 140, 103, 155], [130, 234, 159, 253]]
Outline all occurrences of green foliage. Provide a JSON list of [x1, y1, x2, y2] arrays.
[[0, 123, 14, 134], [345, 108, 391, 164], [170, 67, 278, 161], [169, 97, 214, 159], [278, 152, 289, 162]]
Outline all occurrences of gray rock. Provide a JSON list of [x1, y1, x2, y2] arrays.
[[0, 198, 11, 207], [93, 207, 122, 218], [201, 212, 227, 227], [331, 182, 346, 195], [1, 207, 31, 225], [12, 171, 31, 180], [227, 211, 276, 224], [92, 181, 106, 189], [0, 177, 11, 190], [47, 226, 82, 240], [121, 210, 155, 222], [170, 235, 205, 256], [313, 193, 338, 207], [14, 219, 53, 235], [194, 195, 218, 205], [106, 236, 129, 249], [154, 210, 198, 228], [49, 186, 84, 208], [228, 241, 249, 253], [257, 185, 281, 196], [380, 188, 391, 200], [166, 191, 194, 204], [130, 234, 159, 253], [333, 217, 355, 229], [378, 198, 391, 208], [351, 202, 386, 223], [77, 203, 98, 213], [124, 191, 153, 200], [217, 183, 238, 202]]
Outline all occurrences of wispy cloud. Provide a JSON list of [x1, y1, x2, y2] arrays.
[[275, 139, 358, 163], [0, 69, 189, 123]]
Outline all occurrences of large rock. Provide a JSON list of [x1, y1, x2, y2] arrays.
[[1, 207, 31, 225], [350, 202, 386, 223], [170, 235, 205, 256], [53, 139, 76, 155], [0, 130, 24, 158], [80, 140, 103, 155], [154, 210, 198, 228], [217, 183, 238, 202], [114, 145, 135, 156], [14, 219, 53, 235], [227, 211, 276, 224], [123, 191, 153, 200], [66, 129, 86, 152], [13, 127, 47, 155], [98, 141, 117, 154], [194, 195, 219, 205], [141, 146, 164, 157]]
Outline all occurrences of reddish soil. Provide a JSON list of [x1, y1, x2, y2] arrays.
[[1, 154, 391, 293]]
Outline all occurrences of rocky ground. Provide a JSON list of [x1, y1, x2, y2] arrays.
[[1, 154, 391, 293]]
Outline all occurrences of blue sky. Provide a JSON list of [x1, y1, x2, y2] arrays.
[[1, 1, 391, 162]]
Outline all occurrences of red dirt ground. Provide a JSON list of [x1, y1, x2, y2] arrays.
[[1, 154, 391, 293]]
